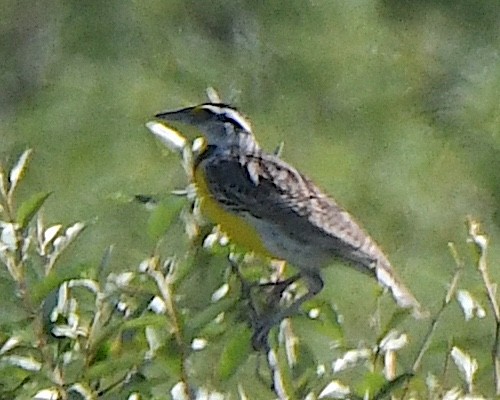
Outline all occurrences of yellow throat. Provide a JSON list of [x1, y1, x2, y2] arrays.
[[193, 164, 273, 258]]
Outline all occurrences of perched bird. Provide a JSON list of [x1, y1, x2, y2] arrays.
[[154, 102, 424, 348]]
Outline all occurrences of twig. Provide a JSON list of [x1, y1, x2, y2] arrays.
[[148, 255, 192, 400], [412, 244, 462, 373], [467, 218, 500, 394], [401, 243, 462, 399]]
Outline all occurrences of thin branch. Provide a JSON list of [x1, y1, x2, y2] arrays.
[[148, 255, 193, 400], [467, 218, 500, 395], [412, 246, 461, 373], [401, 243, 462, 399]]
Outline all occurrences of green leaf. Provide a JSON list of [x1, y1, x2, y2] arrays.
[[377, 308, 412, 344], [355, 371, 386, 398], [85, 351, 143, 381], [85, 319, 125, 359], [216, 323, 252, 381], [87, 315, 170, 361], [147, 196, 185, 239], [373, 373, 414, 400], [273, 338, 297, 399], [31, 262, 92, 305], [97, 245, 114, 283], [314, 302, 345, 342], [121, 314, 171, 331], [16, 191, 52, 229], [185, 296, 238, 338]]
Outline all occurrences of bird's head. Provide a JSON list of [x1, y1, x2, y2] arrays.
[[155, 103, 254, 148]]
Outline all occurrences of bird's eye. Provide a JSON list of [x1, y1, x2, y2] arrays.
[[219, 110, 251, 132], [219, 114, 241, 128]]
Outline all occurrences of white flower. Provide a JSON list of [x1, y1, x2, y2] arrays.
[[456, 290, 486, 321], [211, 284, 229, 302], [451, 346, 478, 391], [148, 296, 166, 314], [191, 338, 207, 351], [379, 330, 408, 352], [332, 348, 371, 373], [319, 380, 350, 399]]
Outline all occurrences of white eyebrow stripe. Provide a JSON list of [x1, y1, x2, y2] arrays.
[[202, 104, 252, 133]]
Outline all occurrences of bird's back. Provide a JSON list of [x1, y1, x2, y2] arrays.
[[195, 143, 423, 313]]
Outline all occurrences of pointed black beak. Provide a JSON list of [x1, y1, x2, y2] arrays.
[[155, 106, 198, 125]]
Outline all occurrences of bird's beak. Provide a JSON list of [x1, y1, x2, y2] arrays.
[[155, 106, 199, 125]]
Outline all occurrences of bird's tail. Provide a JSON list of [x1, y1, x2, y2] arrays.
[[375, 257, 428, 319]]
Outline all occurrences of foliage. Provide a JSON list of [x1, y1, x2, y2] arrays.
[[0, 146, 498, 399]]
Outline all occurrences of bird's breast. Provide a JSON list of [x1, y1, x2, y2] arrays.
[[193, 164, 273, 257]]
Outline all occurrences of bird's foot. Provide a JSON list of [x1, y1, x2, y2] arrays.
[[251, 319, 272, 352]]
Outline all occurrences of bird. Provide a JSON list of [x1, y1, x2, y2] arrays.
[[154, 102, 425, 349]]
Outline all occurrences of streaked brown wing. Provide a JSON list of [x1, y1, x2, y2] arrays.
[[200, 150, 423, 315], [201, 151, 378, 271]]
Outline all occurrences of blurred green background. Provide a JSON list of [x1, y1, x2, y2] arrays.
[[2, 0, 500, 391]]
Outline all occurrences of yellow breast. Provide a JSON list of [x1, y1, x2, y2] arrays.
[[193, 166, 273, 258]]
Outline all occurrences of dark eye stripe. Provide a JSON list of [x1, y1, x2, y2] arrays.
[[218, 113, 244, 129]]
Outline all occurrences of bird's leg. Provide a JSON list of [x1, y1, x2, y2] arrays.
[[258, 273, 301, 289], [258, 273, 301, 303], [228, 256, 262, 324], [252, 271, 324, 351]]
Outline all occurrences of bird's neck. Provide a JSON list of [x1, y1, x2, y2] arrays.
[[237, 132, 260, 153]]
